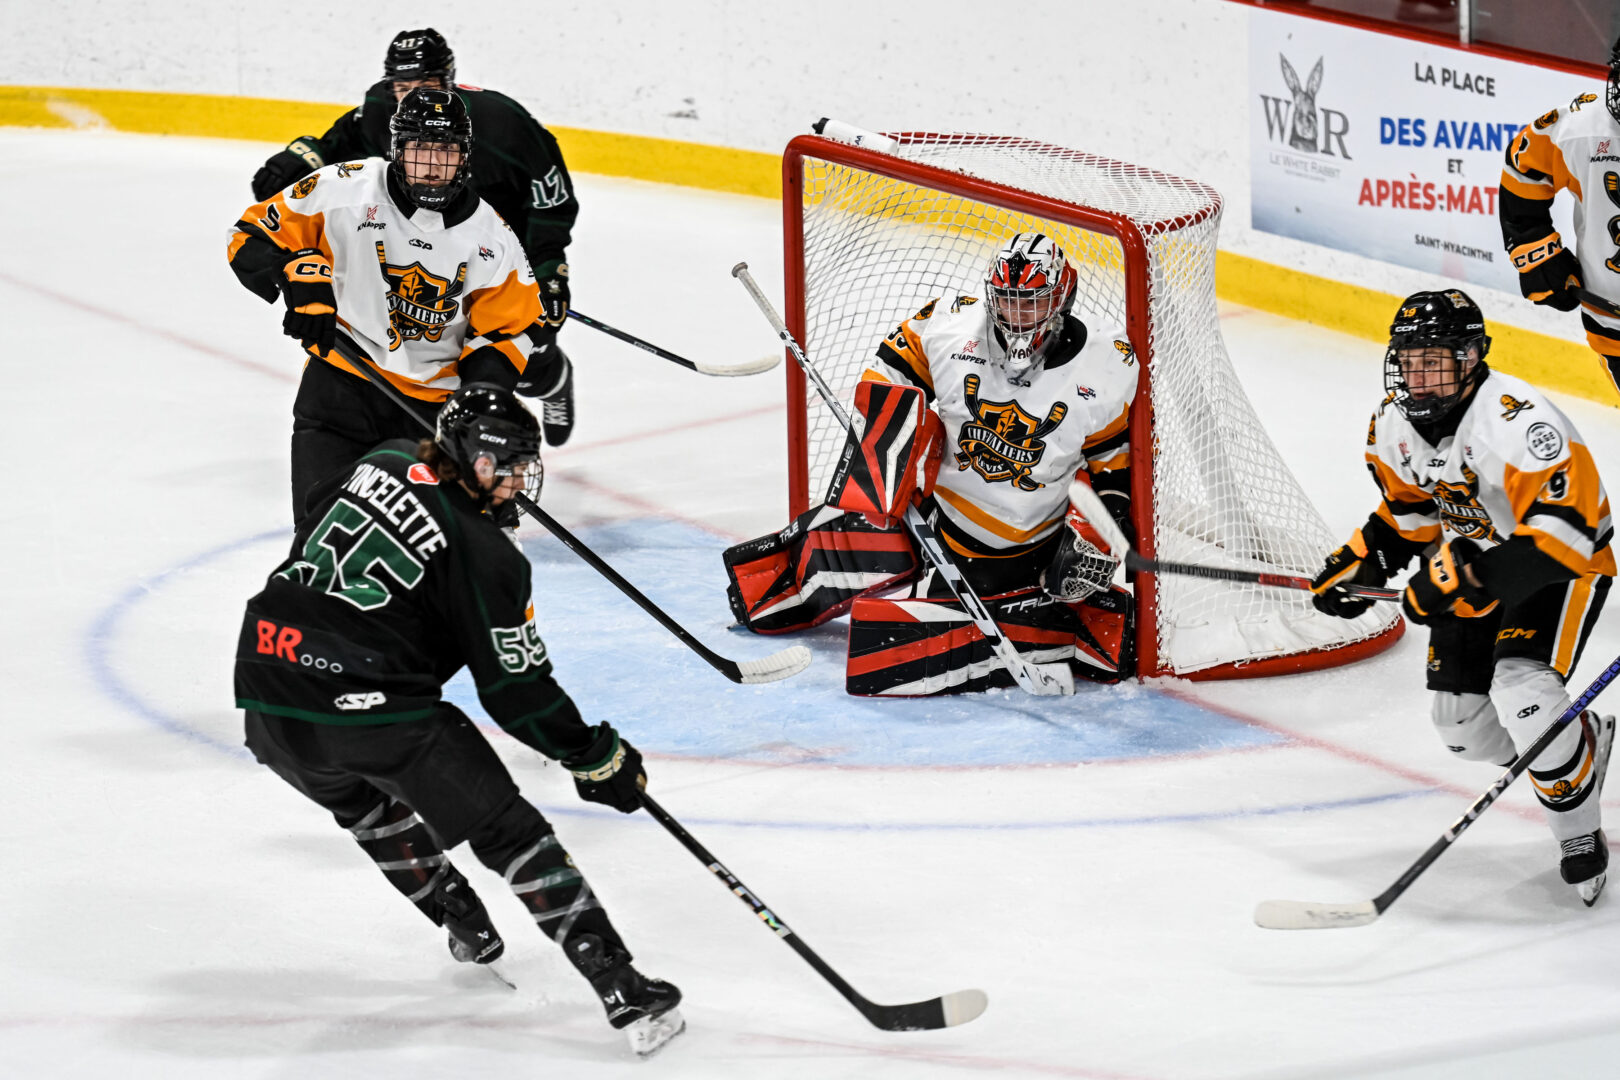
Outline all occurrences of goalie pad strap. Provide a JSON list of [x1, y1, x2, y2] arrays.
[[828, 381, 943, 523]]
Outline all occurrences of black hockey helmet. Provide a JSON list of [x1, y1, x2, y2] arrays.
[[436, 383, 542, 504], [1608, 34, 1620, 125], [385, 28, 455, 89], [1383, 289, 1491, 423], [388, 88, 473, 211]]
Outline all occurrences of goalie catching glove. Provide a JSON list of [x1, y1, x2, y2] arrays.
[[562, 722, 645, 814], [827, 381, 943, 526], [1042, 502, 1119, 602]]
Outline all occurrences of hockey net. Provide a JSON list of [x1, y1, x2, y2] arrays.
[[782, 131, 1402, 679]]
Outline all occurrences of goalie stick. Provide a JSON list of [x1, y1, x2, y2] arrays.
[[731, 262, 1075, 696], [1065, 481, 1401, 603], [330, 334, 811, 685], [567, 308, 780, 377], [638, 791, 988, 1031], [1253, 652, 1620, 929]]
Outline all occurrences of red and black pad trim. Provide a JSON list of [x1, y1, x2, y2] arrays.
[[845, 585, 1132, 696], [724, 505, 918, 634], [828, 381, 942, 523]]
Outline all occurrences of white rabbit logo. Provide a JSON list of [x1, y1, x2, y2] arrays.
[[1280, 54, 1324, 153]]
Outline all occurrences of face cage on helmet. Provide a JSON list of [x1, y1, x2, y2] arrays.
[[1609, 65, 1620, 125], [1383, 340, 1481, 422], [392, 139, 471, 210]]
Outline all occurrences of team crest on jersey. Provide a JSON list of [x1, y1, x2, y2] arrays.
[[1500, 394, 1533, 420], [1366, 413, 1378, 446], [1433, 461, 1499, 542], [336, 162, 365, 178], [913, 299, 937, 321], [290, 175, 319, 199], [376, 242, 467, 347], [954, 374, 1068, 491], [1572, 92, 1599, 111], [1113, 339, 1135, 366], [949, 295, 979, 313], [1533, 108, 1560, 131]]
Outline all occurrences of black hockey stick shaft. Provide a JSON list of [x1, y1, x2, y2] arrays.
[[1372, 653, 1620, 914], [1574, 287, 1620, 320], [566, 309, 778, 376], [1121, 552, 1401, 601], [328, 336, 806, 684], [637, 791, 985, 1031]]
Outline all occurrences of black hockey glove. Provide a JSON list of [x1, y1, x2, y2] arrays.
[[535, 260, 570, 328], [1402, 538, 1491, 626], [1510, 233, 1582, 312], [281, 248, 337, 355], [562, 723, 645, 814], [251, 136, 325, 201]]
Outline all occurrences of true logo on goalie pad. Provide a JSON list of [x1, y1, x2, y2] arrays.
[[955, 374, 1067, 491]]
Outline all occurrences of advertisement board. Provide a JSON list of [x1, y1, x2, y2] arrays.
[[1250, 7, 1596, 291]]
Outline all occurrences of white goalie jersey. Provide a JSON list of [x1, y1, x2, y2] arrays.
[[861, 295, 1140, 553]]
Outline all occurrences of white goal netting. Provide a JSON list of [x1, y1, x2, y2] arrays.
[[787, 131, 1399, 677]]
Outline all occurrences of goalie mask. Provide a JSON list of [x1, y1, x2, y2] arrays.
[[1383, 289, 1491, 424], [985, 233, 1077, 376], [388, 88, 473, 211], [435, 383, 543, 505]]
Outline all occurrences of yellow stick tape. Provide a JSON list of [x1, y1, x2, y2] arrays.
[[3, 86, 1609, 406]]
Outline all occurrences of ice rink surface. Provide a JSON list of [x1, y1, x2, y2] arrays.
[[6, 127, 1620, 1078]]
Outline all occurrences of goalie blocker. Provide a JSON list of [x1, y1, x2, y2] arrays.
[[724, 381, 1132, 694]]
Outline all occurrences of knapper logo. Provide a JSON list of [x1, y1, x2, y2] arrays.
[[1260, 54, 1353, 159]]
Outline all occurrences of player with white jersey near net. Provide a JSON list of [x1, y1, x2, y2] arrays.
[[1499, 34, 1620, 392], [1310, 288, 1616, 906], [725, 233, 1138, 695], [228, 88, 541, 526]]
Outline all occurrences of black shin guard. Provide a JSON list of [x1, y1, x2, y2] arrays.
[[467, 797, 626, 955]]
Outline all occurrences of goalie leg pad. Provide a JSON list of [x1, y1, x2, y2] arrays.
[[724, 504, 918, 634], [845, 584, 1132, 696]]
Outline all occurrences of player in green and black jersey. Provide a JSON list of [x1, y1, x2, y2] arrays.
[[251, 28, 579, 445], [234, 383, 684, 1056]]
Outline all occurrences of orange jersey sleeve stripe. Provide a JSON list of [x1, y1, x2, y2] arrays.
[[464, 269, 543, 341], [1082, 404, 1129, 449]]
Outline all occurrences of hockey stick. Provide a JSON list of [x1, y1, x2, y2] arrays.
[[1574, 286, 1620, 321], [329, 334, 811, 685], [1254, 652, 1620, 929], [731, 262, 1075, 696], [567, 308, 780, 376], [638, 791, 988, 1031], [1066, 481, 1401, 602]]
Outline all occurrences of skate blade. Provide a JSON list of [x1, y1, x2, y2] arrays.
[[483, 960, 517, 991], [1579, 872, 1607, 908], [626, 1007, 686, 1057]]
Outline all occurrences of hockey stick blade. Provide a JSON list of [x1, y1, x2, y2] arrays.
[[728, 644, 813, 684], [695, 354, 781, 377], [1575, 287, 1620, 320], [1253, 899, 1381, 931], [640, 792, 989, 1032]]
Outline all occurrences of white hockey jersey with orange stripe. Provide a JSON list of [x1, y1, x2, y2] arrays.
[[1366, 368, 1615, 579], [862, 295, 1139, 553], [227, 159, 539, 402], [1500, 90, 1620, 343]]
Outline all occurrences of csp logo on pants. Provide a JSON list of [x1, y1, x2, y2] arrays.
[[335, 692, 387, 711]]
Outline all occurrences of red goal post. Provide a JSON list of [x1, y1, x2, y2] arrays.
[[780, 131, 1403, 679]]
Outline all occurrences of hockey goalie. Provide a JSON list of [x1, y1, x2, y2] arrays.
[[724, 233, 1140, 695]]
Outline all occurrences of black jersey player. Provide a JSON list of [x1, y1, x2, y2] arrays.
[[234, 384, 683, 1055], [250, 28, 578, 444]]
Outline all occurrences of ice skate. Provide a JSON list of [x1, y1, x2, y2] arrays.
[[1561, 829, 1608, 907], [537, 350, 574, 447], [568, 933, 685, 1056]]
